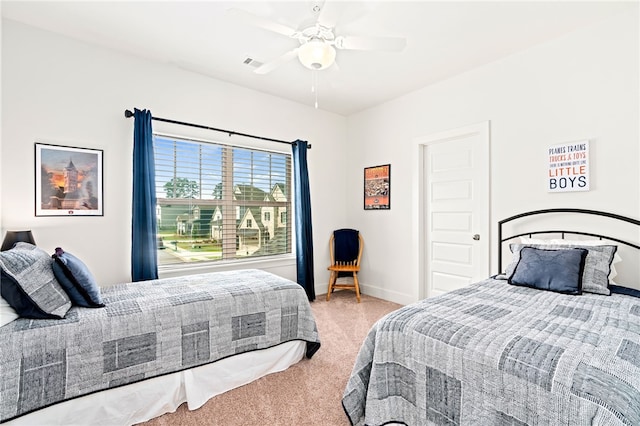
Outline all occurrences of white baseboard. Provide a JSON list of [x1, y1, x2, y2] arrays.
[[359, 283, 414, 306], [315, 281, 415, 306]]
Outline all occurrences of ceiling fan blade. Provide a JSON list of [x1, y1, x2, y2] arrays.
[[227, 8, 298, 37], [254, 48, 300, 75], [336, 35, 407, 52], [316, 0, 344, 28]]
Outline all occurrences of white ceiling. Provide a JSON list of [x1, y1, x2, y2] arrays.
[[1, 1, 634, 116]]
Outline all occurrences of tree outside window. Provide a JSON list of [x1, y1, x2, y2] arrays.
[[153, 135, 292, 266]]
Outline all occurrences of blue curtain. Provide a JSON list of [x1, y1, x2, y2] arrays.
[[131, 108, 158, 281], [292, 140, 315, 301]]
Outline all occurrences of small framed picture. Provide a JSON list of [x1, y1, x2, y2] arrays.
[[35, 143, 104, 216], [364, 164, 390, 210]]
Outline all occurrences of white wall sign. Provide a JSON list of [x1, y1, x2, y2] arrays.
[[547, 140, 590, 192]]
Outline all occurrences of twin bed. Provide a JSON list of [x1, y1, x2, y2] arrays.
[[0, 267, 320, 425], [343, 208, 640, 426]]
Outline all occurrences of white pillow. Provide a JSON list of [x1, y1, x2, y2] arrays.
[[518, 237, 621, 283], [1, 295, 19, 327]]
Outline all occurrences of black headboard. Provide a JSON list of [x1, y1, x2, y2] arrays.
[[498, 208, 640, 273]]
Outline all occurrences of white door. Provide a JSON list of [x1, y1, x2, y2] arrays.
[[421, 122, 490, 298]]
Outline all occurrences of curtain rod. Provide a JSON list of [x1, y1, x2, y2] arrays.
[[124, 109, 311, 149]]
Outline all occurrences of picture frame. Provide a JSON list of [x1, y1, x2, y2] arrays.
[[547, 140, 590, 193], [35, 143, 104, 216], [364, 164, 391, 210]]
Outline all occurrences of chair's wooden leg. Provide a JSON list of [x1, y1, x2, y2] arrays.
[[353, 272, 361, 303], [327, 271, 335, 301]]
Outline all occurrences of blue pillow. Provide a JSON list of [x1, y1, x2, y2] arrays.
[[508, 247, 588, 295], [52, 248, 104, 308], [610, 285, 640, 298]]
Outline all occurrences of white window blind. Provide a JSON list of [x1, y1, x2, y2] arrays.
[[153, 135, 292, 266]]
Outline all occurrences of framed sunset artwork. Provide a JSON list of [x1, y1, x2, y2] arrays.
[[35, 143, 103, 216]]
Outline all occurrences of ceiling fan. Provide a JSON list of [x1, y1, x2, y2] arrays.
[[228, 2, 407, 75]]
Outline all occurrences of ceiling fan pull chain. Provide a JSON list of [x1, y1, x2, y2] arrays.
[[313, 70, 319, 109]]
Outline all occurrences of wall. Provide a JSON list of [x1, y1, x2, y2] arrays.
[[1, 20, 347, 297], [346, 10, 639, 304]]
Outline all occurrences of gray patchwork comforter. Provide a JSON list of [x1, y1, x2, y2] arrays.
[[0, 269, 320, 422], [343, 278, 640, 426]]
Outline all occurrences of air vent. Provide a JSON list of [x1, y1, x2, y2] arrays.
[[243, 57, 263, 68]]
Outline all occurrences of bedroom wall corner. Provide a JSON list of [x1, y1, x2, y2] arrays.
[[345, 8, 639, 304]]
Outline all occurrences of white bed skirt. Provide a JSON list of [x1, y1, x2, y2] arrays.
[[6, 340, 306, 426]]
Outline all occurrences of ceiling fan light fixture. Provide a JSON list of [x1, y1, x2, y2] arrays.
[[298, 39, 336, 70]]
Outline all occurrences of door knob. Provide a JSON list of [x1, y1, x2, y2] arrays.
[[472, 234, 480, 240]]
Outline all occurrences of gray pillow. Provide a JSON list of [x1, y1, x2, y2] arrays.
[[506, 243, 617, 295], [0, 242, 71, 318], [508, 247, 588, 294]]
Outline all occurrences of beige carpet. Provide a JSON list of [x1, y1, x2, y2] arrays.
[[141, 290, 402, 426]]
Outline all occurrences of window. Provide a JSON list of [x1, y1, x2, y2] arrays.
[[154, 135, 292, 266]]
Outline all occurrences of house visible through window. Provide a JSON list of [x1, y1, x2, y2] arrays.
[[153, 134, 292, 266]]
